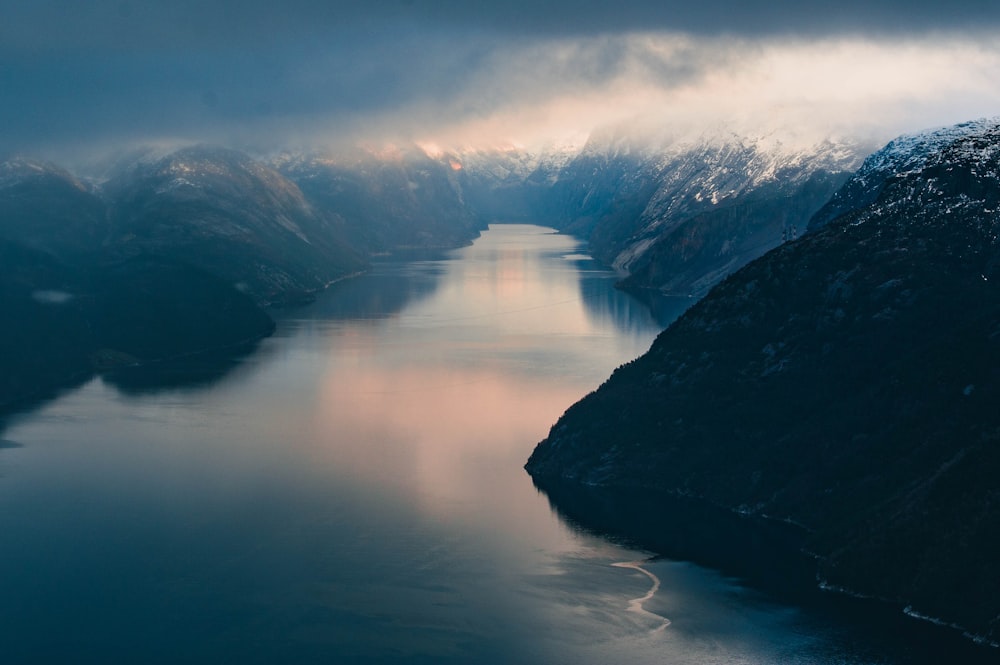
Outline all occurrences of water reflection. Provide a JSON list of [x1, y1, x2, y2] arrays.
[[100, 340, 266, 396], [275, 224, 668, 533], [1, 224, 973, 664], [576, 259, 693, 333], [296, 257, 446, 323], [0, 225, 670, 664]]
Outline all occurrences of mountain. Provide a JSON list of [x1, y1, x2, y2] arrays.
[[0, 238, 274, 413], [0, 240, 96, 408], [526, 118, 1000, 644], [105, 145, 365, 306], [0, 142, 500, 414], [615, 135, 863, 296], [0, 158, 109, 259], [444, 143, 579, 223], [0, 152, 278, 413], [555, 129, 866, 296], [809, 118, 1000, 231], [275, 145, 486, 254], [452, 128, 867, 297]]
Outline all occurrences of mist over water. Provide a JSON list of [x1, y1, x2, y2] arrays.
[[0, 225, 987, 663]]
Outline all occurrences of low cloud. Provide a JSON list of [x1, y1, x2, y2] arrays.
[[308, 33, 1000, 153], [2, 3, 998, 160]]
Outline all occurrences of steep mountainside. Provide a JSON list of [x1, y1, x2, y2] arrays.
[[526, 118, 1000, 644], [0, 152, 282, 412], [562, 131, 865, 296], [454, 129, 866, 297], [275, 145, 486, 254], [105, 145, 365, 306]]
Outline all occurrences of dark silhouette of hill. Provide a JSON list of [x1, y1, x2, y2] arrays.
[[527, 118, 1000, 645]]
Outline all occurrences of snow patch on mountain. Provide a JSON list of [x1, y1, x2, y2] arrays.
[[810, 117, 1000, 231], [861, 117, 1000, 180]]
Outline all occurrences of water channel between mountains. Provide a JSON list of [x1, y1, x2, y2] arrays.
[[0, 224, 991, 664]]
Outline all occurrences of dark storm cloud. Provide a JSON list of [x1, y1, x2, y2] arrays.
[[0, 8, 651, 154], [3, 0, 997, 51], [1, 16, 497, 153], [2, 1, 998, 156]]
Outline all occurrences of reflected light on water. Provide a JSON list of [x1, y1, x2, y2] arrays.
[[0, 225, 986, 665], [311, 362, 587, 524], [297, 225, 660, 544]]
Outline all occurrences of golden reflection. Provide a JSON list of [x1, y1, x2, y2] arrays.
[[310, 359, 587, 524], [293, 225, 659, 534], [495, 248, 527, 300]]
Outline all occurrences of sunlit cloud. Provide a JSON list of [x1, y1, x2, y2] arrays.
[[3, 3, 998, 161], [391, 33, 1000, 151]]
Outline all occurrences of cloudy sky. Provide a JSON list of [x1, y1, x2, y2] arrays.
[[3, 1, 1000, 158]]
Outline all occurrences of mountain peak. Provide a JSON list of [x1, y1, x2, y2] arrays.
[[809, 117, 1000, 230], [0, 157, 89, 192], [526, 116, 1000, 644]]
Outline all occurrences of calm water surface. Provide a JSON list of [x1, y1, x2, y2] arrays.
[[0, 225, 988, 663]]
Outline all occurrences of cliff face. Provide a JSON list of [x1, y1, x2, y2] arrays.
[[451, 129, 866, 297], [526, 118, 1000, 643], [578, 132, 863, 295]]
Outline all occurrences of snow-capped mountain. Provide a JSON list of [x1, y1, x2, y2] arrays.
[[559, 129, 868, 295], [526, 116, 1000, 645], [105, 145, 365, 306], [442, 141, 579, 184], [450, 126, 870, 297], [810, 117, 1000, 230], [274, 144, 485, 254]]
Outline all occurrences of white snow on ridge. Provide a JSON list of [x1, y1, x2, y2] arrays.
[[637, 133, 865, 234], [856, 117, 1000, 184]]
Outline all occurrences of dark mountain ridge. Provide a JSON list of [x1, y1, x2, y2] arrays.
[[0, 158, 109, 259], [275, 146, 486, 255], [0, 237, 275, 414], [526, 117, 1000, 645], [0, 144, 487, 416], [104, 145, 366, 307]]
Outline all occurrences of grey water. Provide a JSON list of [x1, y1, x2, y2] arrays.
[[0, 224, 990, 664]]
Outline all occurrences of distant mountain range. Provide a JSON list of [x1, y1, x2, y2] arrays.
[[274, 145, 484, 255], [2, 125, 870, 416], [0, 144, 485, 412], [446, 127, 869, 297], [526, 117, 1000, 645]]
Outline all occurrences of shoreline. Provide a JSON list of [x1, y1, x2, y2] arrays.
[[533, 477, 1000, 657]]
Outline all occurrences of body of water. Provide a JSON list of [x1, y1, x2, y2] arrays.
[[0, 225, 990, 663]]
